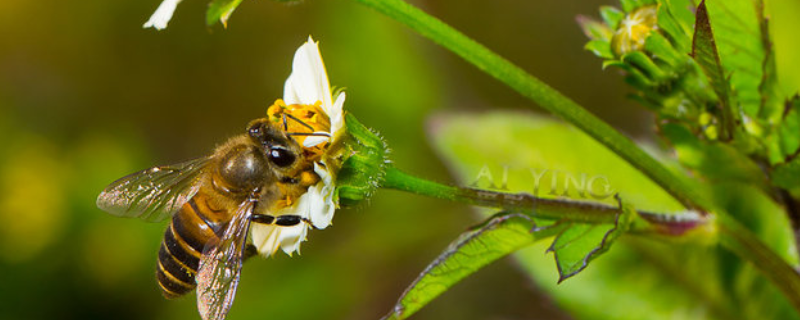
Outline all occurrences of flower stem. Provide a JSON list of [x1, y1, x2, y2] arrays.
[[382, 166, 700, 231], [350, 0, 800, 311]]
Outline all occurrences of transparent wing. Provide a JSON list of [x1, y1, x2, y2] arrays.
[[96, 157, 210, 222], [196, 199, 254, 320]]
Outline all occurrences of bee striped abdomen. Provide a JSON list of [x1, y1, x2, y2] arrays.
[[157, 193, 229, 299]]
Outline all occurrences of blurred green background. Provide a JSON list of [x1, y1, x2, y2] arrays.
[[0, 0, 798, 319]]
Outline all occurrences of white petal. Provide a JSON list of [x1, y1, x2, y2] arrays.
[[302, 133, 330, 147], [314, 162, 333, 185], [143, 0, 182, 30], [329, 92, 346, 136], [283, 37, 332, 109], [277, 224, 308, 255], [251, 224, 281, 257], [251, 184, 318, 256], [309, 163, 336, 229]]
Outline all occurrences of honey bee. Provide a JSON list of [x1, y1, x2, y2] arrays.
[[97, 116, 327, 320]]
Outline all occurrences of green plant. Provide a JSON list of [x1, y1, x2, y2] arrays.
[[137, 0, 800, 319]]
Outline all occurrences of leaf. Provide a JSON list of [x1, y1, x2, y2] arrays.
[[767, 96, 800, 164], [660, 122, 769, 192], [772, 156, 800, 189], [704, 0, 777, 118], [548, 203, 632, 282], [692, 0, 737, 140], [655, 0, 694, 53], [431, 111, 799, 320], [643, 32, 683, 68], [206, 0, 245, 27], [778, 97, 800, 157], [382, 213, 565, 320]]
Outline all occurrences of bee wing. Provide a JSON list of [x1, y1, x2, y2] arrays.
[[196, 199, 254, 320], [96, 157, 210, 222]]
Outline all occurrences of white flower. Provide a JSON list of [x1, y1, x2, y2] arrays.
[[143, 0, 182, 30], [251, 37, 343, 256]]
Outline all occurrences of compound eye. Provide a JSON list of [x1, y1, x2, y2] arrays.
[[268, 146, 296, 167]]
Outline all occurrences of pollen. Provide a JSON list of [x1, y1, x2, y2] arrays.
[[267, 99, 331, 163], [275, 194, 294, 210]]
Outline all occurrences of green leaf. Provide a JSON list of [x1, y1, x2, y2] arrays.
[[772, 156, 800, 189], [660, 122, 769, 192], [779, 97, 800, 157], [548, 203, 632, 282], [206, 0, 245, 27], [704, 0, 777, 119], [382, 213, 565, 320], [692, 0, 737, 141], [655, 0, 694, 53], [431, 111, 798, 320], [644, 32, 683, 68]]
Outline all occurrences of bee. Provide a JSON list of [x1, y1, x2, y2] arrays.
[[97, 115, 327, 320]]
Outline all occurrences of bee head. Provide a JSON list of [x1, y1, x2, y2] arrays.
[[246, 118, 302, 170]]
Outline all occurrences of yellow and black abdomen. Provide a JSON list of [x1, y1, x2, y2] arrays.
[[156, 192, 229, 299]]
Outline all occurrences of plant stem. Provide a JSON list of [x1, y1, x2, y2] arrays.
[[382, 166, 703, 232], [351, 0, 800, 311], [352, 0, 705, 211]]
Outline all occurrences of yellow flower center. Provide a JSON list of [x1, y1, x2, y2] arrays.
[[267, 99, 331, 163], [611, 5, 658, 56]]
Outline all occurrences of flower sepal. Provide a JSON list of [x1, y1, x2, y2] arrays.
[[334, 114, 390, 207]]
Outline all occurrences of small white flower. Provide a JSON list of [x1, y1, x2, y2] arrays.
[[251, 37, 343, 256], [143, 0, 182, 30]]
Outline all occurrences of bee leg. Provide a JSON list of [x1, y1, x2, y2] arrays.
[[250, 214, 275, 224], [250, 214, 318, 229]]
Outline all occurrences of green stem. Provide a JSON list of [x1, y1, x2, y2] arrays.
[[352, 0, 704, 211], [383, 166, 703, 233], [350, 0, 800, 312]]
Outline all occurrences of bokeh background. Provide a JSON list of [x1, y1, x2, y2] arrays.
[[1, 0, 798, 319]]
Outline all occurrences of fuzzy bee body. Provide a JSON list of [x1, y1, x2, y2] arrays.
[[97, 118, 322, 317], [157, 192, 228, 298]]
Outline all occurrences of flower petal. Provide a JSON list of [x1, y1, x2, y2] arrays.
[[143, 0, 182, 30], [277, 224, 308, 255], [309, 163, 336, 229], [330, 92, 346, 135], [302, 133, 330, 148], [283, 37, 332, 109], [250, 224, 282, 257]]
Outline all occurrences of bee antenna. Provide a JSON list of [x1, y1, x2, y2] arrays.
[[283, 113, 316, 132], [286, 132, 331, 137]]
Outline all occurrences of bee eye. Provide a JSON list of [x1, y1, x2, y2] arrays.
[[268, 146, 295, 167]]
